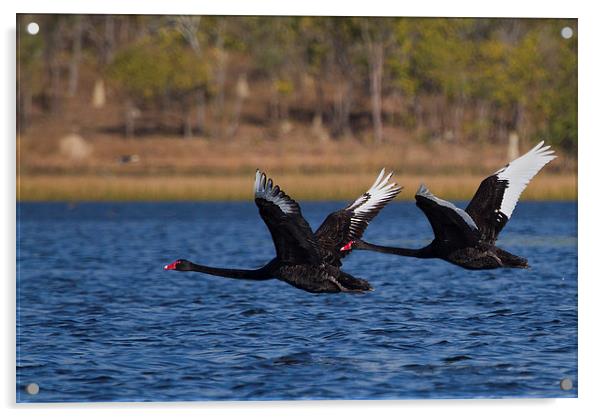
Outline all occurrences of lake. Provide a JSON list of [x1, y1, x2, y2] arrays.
[[16, 201, 577, 402]]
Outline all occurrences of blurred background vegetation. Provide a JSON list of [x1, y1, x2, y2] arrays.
[[16, 15, 577, 201]]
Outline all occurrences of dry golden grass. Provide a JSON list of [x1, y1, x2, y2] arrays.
[[17, 133, 576, 201], [18, 172, 576, 201], [18, 131, 576, 176]]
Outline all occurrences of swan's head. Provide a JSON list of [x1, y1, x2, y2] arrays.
[[164, 259, 193, 271], [340, 240, 356, 252]]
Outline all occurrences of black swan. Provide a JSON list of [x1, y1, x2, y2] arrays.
[[340, 141, 556, 270], [165, 169, 401, 293]]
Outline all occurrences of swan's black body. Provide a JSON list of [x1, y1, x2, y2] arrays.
[[354, 240, 528, 270], [167, 259, 371, 293], [346, 142, 556, 270], [165, 169, 400, 293]]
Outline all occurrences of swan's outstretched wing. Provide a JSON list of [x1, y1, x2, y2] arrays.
[[254, 170, 321, 264], [465, 141, 556, 243], [314, 169, 402, 266], [415, 184, 480, 247]]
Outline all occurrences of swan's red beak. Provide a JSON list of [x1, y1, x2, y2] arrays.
[[164, 261, 178, 270], [340, 241, 355, 252]]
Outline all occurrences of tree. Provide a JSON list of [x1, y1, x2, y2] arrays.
[[409, 18, 480, 142], [359, 17, 398, 144], [17, 15, 45, 132], [108, 28, 211, 137], [323, 18, 362, 139], [18, 15, 577, 152], [243, 16, 302, 129]]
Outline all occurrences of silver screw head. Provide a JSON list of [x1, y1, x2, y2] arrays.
[[25, 383, 39, 395]]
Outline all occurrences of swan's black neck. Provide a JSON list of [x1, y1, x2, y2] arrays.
[[355, 240, 435, 258], [186, 261, 274, 280]]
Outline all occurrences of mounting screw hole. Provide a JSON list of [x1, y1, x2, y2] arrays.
[[26, 22, 40, 35], [560, 26, 573, 39], [560, 378, 573, 391], [25, 383, 39, 395]]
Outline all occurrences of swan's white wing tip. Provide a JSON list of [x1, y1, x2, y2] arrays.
[[416, 183, 431, 197]]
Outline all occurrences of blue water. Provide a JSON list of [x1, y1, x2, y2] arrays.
[[16, 201, 577, 402]]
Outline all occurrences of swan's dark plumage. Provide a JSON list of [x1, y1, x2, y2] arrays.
[[254, 172, 321, 265], [465, 175, 509, 244], [351, 141, 556, 270], [315, 169, 401, 267], [165, 169, 399, 293], [415, 184, 480, 247]]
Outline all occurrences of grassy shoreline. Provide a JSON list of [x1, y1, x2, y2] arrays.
[[17, 173, 577, 202]]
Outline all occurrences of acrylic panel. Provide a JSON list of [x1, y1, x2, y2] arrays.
[[16, 14, 577, 402]]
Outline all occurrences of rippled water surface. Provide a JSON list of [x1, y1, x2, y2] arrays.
[[17, 201, 577, 402]]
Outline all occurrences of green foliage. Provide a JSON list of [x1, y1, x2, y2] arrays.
[[274, 79, 294, 96], [394, 17, 577, 151], [411, 18, 478, 99], [388, 19, 419, 97], [299, 17, 332, 76], [243, 17, 300, 80], [19, 15, 577, 151], [537, 23, 578, 153], [108, 28, 210, 102], [17, 16, 46, 94]]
